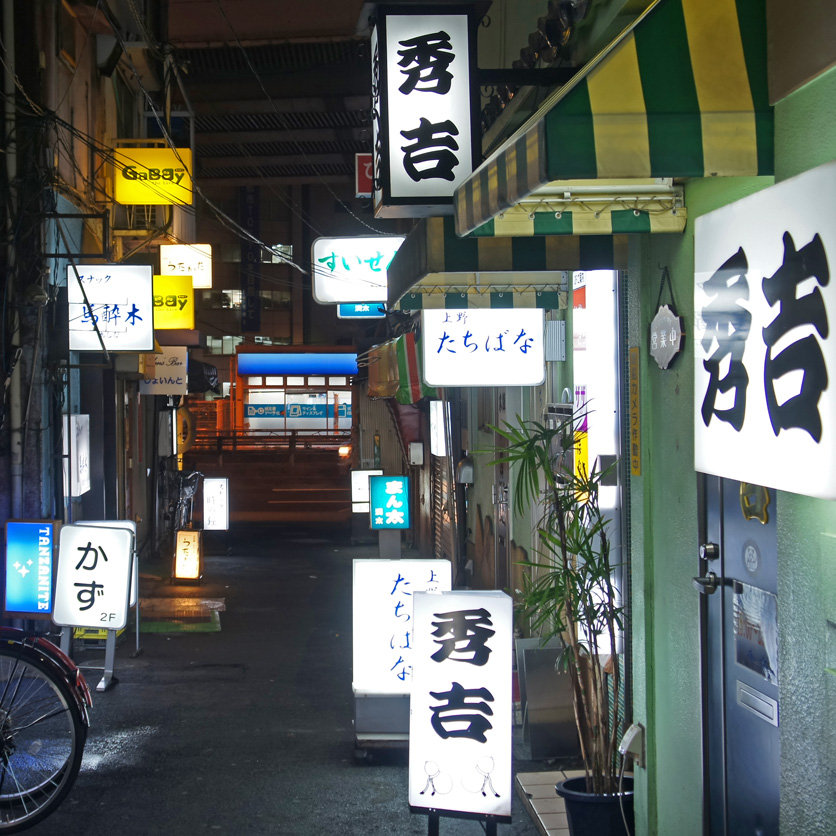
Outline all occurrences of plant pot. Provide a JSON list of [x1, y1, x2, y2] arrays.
[[555, 776, 634, 836]]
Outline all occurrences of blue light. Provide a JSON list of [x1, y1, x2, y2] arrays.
[[5, 522, 54, 615], [237, 353, 358, 376]]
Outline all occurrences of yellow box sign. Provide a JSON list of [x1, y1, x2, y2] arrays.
[[113, 147, 193, 205], [153, 275, 195, 329]]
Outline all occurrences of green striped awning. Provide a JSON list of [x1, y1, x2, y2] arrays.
[[455, 0, 772, 237], [387, 216, 628, 310]]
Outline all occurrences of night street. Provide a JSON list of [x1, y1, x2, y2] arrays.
[[28, 524, 544, 835]]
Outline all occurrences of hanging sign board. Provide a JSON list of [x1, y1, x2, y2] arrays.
[[352, 559, 452, 695], [371, 8, 477, 217], [139, 346, 188, 396], [112, 147, 193, 205], [312, 236, 403, 304], [53, 524, 133, 630], [68, 264, 154, 352], [351, 469, 383, 513], [159, 243, 213, 289], [203, 478, 229, 531], [369, 475, 410, 529], [338, 303, 387, 320], [4, 521, 55, 616], [355, 152, 373, 198], [422, 308, 546, 387], [695, 160, 836, 498], [153, 275, 195, 329], [62, 414, 91, 497], [409, 590, 513, 819]]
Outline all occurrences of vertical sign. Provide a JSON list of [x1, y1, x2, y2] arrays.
[[352, 559, 452, 694], [629, 346, 641, 476], [4, 521, 54, 616], [372, 8, 476, 217], [203, 478, 229, 531], [355, 152, 373, 198], [174, 530, 202, 579], [369, 475, 410, 529], [153, 275, 195, 329], [240, 186, 261, 332], [53, 524, 133, 630], [695, 160, 836, 498], [409, 590, 513, 819], [63, 414, 91, 497]]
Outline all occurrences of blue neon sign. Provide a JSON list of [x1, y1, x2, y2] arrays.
[[369, 476, 410, 530], [4, 522, 54, 615], [237, 353, 358, 376]]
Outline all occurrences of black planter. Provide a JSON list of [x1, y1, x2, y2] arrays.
[[555, 776, 634, 836]]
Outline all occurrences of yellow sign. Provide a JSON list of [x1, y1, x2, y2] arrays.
[[174, 530, 202, 580], [113, 147, 193, 205], [153, 275, 195, 329]]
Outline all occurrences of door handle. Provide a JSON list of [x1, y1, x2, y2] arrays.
[[692, 573, 744, 595]]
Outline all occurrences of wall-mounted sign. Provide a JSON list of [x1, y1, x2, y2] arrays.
[[351, 469, 383, 513], [153, 274, 195, 329], [53, 524, 133, 630], [356, 152, 373, 198], [159, 243, 213, 289], [408, 590, 513, 819], [312, 236, 403, 304], [68, 264, 154, 352], [695, 160, 836, 498], [4, 521, 54, 616], [337, 303, 387, 320], [650, 304, 683, 369], [62, 414, 91, 497], [422, 308, 546, 387], [112, 147, 193, 205], [371, 8, 477, 217], [352, 559, 452, 695], [237, 353, 358, 377], [203, 478, 229, 531], [139, 346, 188, 396], [369, 475, 410, 529]]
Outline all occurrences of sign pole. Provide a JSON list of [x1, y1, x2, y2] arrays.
[[96, 629, 118, 692], [427, 811, 439, 836]]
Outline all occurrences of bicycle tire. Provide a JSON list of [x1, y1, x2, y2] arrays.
[[0, 645, 86, 832]]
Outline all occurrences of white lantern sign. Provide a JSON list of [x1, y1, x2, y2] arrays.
[[159, 243, 213, 289], [312, 235, 403, 304], [409, 590, 513, 820], [422, 308, 545, 387]]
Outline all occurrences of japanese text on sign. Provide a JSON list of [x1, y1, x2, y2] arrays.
[[369, 475, 410, 530]]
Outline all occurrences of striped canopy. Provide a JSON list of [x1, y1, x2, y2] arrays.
[[455, 0, 772, 237]]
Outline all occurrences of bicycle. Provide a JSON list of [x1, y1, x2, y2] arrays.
[[0, 627, 91, 831]]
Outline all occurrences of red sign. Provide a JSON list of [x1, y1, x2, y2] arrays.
[[355, 153, 373, 198]]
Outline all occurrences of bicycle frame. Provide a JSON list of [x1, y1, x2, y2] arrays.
[[0, 628, 92, 726]]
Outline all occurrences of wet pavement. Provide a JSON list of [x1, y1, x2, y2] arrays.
[[29, 523, 546, 835]]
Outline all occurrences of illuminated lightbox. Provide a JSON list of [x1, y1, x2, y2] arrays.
[[159, 244, 213, 289], [68, 264, 154, 352], [139, 346, 188, 396], [4, 521, 54, 616], [351, 469, 383, 514], [112, 147, 193, 205], [62, 414, 91, 497], [203, 478, 229, 531], [422, 308, 546, 387], [312, 236, 404, 304], [352, 559, 451, 695], [369, 475, 410, 529], [77, 520, 138, 607], [173, 530, 202, 580], [409, 590, 513, 819], [153, 275, 195, 329]]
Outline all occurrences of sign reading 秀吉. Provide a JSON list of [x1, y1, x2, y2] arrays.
[[53, 524, 133, 631], [694, 159, 836, 498], [369, 475, 410, 530], [4, 521, 55, 616], [409, 590, 513, 819], [352, 559, 452, 695]]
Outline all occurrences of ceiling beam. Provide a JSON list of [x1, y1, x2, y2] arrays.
[[196, 127, 367, 145]]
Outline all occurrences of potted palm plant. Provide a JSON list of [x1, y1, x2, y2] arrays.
[[488, 411, 633, 836]]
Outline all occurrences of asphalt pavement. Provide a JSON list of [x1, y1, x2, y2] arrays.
[[28, 523, 547, 836]]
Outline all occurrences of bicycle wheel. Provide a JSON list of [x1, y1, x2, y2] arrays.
[[0, 646, 86, 831]]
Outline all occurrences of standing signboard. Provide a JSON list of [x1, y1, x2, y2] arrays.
[[4, 521, 55, 617], [369, 475, 410, 529], [409, 590, 513, 821], [695, 160, 836, 498], [203, 478, 230, 531]]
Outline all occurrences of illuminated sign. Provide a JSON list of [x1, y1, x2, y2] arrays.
[[4, 521, 54, 615], [312, 236, 403, 304], [237, 353, 358, 376], [139, 346, 188, 396], [159, 243, 213, 289], [337, 303, 386, 320], [77, 520, 138, 607], [68, 264, 154, 352], [351, 469, 383, 513], [53, 524, 133, 630], [369, 475, 410, 530], [62, 414, 91, 497], [203, 478, 229, 531], [422, 308, 545, 387], [153, 275, 195, 329], [409, 590, 513, 819], [372, 10, 476, 217], [352, 559, 452, 695], [355, 152, 373, 198], [113, 147, 193, 205], [174, 530, 202, 580], [695, 160, 836, 498]]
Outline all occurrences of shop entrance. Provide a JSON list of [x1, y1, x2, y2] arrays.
[[699, 476, 780, 835]]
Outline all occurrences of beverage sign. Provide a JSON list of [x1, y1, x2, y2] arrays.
[[422, 308, 546, 387], [159, 243, 213, 289], [695, 160, 836, 498], [409, 590, 513, 818], [53, 524, 133, 630], [4, 521, 54, 616], [352, 559, 452, 694]]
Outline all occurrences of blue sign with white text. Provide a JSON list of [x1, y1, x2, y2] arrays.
[[4, 522, 54, 614], [245, 403, 352, 419], [369, 476, 410, 530], [337, 303, 386, 320]]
